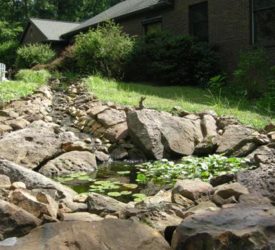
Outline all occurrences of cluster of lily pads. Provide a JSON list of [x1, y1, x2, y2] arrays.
[[56, 172, 147, 202], [136, 155, 248, 186]]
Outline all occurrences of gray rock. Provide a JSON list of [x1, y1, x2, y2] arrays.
[[172, 179, 214, 202], [238, 144, 275, 202], [8, 189, 58, 219], [86, 193, 127, 216], [214, 182, 249, 200], [0, 220, 170, 250], [39, 151, 97, 177], [216, 124, 257, 155], [171, 203, 275, 250], [201, 114, 217, 138], [127, 109, 203, 159], [0, 200, 41, 240], [0, 159, 77, 202], [0, 175, 11, 189], [0, 121, 78, 169], [60, 212, 103, 222], [97, 109, 126, 127]]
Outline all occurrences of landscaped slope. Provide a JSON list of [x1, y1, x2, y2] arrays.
[[85, 76, 274, 129]]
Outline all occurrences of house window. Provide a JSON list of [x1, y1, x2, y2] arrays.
[[189, 2, 208, 41], [143, 17, 162, 35], [253, 0, 275, 46]]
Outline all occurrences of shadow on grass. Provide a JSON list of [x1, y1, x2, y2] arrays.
[[115, 80, 274, 121]]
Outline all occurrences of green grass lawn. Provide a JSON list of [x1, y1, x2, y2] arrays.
[[85, 76, 274, 129], [0, 80, 44, 103]]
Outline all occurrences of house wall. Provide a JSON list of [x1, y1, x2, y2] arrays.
[[119, 0, 271, 72], [22, 23, 47, 44]]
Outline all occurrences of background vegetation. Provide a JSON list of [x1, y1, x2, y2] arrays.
[[74, 22, 134, 78], [16, 44, 56, 69], [127, 31, 220, 86]]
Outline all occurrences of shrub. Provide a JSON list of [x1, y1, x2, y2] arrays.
[[73, 21, 134, 79], [233, 49, 272, 99], [16, 44, 56, 69], [127, 31, 220, 86], [0, 41, 19, 68], [15, 69, 51, 84]]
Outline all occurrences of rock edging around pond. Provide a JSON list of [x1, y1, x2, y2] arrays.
[[0, 80, 274, 249]]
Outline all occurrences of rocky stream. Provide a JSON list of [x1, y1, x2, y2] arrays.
[[0, 79, 274, 249]]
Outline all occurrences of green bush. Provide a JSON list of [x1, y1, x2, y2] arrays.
[[16, 44, 56, 69], [233, 49, 272, 99], [15, 69, 51, 84], [73, 21, 134, 79], [0, 41, 19, 68], [127, 31, 220, 86]]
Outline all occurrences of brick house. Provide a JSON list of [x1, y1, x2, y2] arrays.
[[22, 0, 275, 71]]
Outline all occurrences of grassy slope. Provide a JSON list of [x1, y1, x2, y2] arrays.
[[85, 76, 274, 129], [0, 80, 43, 103]]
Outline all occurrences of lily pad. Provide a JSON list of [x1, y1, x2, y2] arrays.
[[122, 183, 138, 190], [107, 192, 122, 197]]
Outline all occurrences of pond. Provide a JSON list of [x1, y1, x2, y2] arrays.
[[55, 162, 149, 203], [55, 155, 248, 203]]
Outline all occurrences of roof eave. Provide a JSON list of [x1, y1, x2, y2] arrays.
[[61, 1, 173, 39]]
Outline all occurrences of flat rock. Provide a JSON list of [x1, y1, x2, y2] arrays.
[[0, 159, 77, 202], [172, 179, 214, 202], [104, 122, 128, 142], [214, 182, 249, 200], [60, 212, 103, 222], [97, 109, 126, 127], [0, 220, 170, 250], [171, 203, 275, 249], [87, 105, 109, 117], [0, 121, 78, 169], [216, 124, 256, 155], [39, 151, 97, 177], [86, 193, 128, 216], [0, 200, 41, 240], [127, 109, 203, 159]]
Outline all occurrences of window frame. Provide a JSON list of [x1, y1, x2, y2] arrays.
[[252, 0, 275, 47], [189, 1, 209, 42], [142, 16, 163, 35]]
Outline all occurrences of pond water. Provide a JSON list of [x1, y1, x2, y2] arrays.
[[55, 162, 149, 203]]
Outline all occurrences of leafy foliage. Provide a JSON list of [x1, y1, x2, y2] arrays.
[[0, 0, 122, 24], [233, 49, 273, 99], [127, 31, 220, 86], [0, 21, 23, 68], [16, 44, 56, 69], [15, 69, 51, 85], [136, 155, 248, 186], [73, 21, 134, 79]]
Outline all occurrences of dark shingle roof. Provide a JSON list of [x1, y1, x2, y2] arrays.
[[30, 18, 80, 41], [63, 0, 172, 37]]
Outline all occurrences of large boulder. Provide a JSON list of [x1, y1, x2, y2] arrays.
[[0, 159, 77, 202], [171, 203, 275, 250], [216, 124, 258, 155], [0, 200, 41, 240], [39, 151, 97, 177], [237, 144, 275, 202], [127, 109, 203, 159], [0, 220, 170, 250], [0, 121, 78, 169]]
